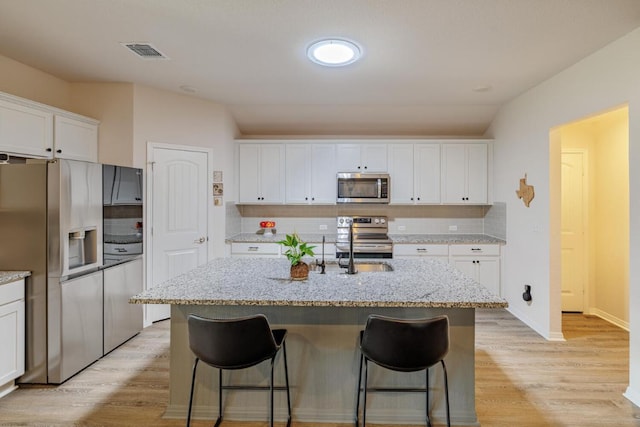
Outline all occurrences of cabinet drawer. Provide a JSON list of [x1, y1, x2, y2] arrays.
[[449, 244, 500, 256], [0, 280, 25, 306], [394, 244, 449, 257], [231, 242, 280, 256]]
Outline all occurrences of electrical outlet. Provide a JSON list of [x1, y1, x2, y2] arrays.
[[398, 225, 406, 231], [449, 225, 458, 231], [319, 224, 328, 230]]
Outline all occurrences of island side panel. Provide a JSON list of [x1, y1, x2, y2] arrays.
[[166, 305, 479, 426]]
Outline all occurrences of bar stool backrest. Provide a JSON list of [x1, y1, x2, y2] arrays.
[[188, 314, 279, 369], [360, 314, 449, 372]]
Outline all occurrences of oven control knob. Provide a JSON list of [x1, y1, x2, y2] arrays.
[[339, 218, 344, 224], [374, 218, 380, 224], [380, 218, 386, 224]]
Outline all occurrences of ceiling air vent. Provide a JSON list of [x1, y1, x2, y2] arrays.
[[121, 42, 169, 60]]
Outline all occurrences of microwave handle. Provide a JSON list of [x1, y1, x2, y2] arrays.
[[377, 178, 382, 198]]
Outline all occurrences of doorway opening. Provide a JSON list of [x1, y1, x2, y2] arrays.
[[557, 105, 629, 331]]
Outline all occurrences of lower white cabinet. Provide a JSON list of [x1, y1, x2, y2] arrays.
[[0, 279, 25, 398], [449, 244, 500, 295]]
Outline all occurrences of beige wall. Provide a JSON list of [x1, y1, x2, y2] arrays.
[[70, 83, 135, 166], [0, 54, 71, 110], [560, 107, 629, 326]]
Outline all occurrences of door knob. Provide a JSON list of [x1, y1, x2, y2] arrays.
[[194, 237, 206, 244]]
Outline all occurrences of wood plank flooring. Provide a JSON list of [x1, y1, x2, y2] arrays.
[[0, 309, 638, 426]]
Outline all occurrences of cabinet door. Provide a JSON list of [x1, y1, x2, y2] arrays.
[[259, 144, 284, 203], [310, 144, 337, 204], [285, 144, 311, 204], [238, 144, 261, 203], [441, 144, 467, 203], [477, 257, 500, 295], [54, 116, 98, 162], [466, 144, 488, 203], [0, 295, 25, 387], [450, 258, 478, 280], [414, 144, 441, 204], [361, 144, 387, 172], [335, 144, 361, 172], [0, 98, 53, 158], [388, 144, 415, 204]]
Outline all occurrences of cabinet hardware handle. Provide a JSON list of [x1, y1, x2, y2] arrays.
[[56, 149, 62, 153], [417, 248, 427, 252], [417, 197, 421, 201], [410, 197, 414, 201], [46, 148, 52, 152], [248, 246, 259, 251], [471, 248, 482, 251]]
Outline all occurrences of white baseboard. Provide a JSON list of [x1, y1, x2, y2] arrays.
[[587, 307, 630, 331], [624, 386, 640, 407], [507, 306, 566, 341]]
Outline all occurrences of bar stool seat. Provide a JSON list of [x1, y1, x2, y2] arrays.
[[186, 313, 292, 427], [355, 314, 450, 427]]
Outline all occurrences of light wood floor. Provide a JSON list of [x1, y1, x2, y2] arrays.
[[0, 309, 638, 426]]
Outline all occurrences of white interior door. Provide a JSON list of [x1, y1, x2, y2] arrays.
[[561, 151, 587, 312], [148, 146, 209, 322]]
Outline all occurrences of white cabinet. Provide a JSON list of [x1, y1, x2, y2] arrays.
[[238, 144, 285, 204], [53, 115, 99, 162], [388, 143, 440, 204], [0, 279, 25, 398], [0, 96, 53, 158], [441, 143, 488, 204], [449, 244, 500, 295], [285, 144, 336, 204], [393, 244, 448, 260], [336, 143, 387, 172], [230, 242, 281, 257], [104, 165, 143, 205]]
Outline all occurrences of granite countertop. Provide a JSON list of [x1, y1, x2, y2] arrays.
[[226, 233, 504, 245], [131, 257, 507, 309], [226, 233, 337, 244], [0, 271, 31, 286], [389, 234, 506, 244]]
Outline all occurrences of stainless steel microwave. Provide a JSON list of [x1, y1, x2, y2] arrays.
[[336, 172, 390, 203]]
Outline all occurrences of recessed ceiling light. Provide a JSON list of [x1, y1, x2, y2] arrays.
[[307, 38, 362, 67]]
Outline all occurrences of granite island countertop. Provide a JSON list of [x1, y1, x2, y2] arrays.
[[131, 257, 507, 309], [0, 271, 31, 286], [226, 233, 504, 245]]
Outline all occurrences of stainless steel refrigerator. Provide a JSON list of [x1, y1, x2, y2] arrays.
[[0, 158, 103, 384]]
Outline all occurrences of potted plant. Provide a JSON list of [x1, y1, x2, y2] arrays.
[[278, 233, 316, 280]]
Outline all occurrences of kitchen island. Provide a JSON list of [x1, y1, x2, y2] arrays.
[[131, 257, 507, 425]]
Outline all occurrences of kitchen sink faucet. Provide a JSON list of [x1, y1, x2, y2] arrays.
[[338, 220, 358, 274]]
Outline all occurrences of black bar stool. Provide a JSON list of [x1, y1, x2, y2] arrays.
[[186, 313, 292, 427], [354, 314, 450, 427]]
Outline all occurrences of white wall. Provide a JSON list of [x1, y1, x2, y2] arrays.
[[487, 26, 640, 405]]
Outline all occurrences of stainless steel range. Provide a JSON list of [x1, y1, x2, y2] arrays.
[[336, 215, 393, 259]]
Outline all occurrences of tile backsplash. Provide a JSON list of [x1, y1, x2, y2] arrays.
[[230, 203, 506, 238]]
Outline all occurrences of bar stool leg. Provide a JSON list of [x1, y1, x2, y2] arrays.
[[426, 368, 432, 427], [442, 360, 450, 427], [214, 369, 223, 427], [186, 358, 199, 427], [355, 351, 364, 426], [282, 341, 292, 427], [362, 358, 369, 427]]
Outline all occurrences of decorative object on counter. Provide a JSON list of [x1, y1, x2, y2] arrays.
[[278, 233, 316, 280], [257, 220, 277, 235], [516, 173, 535, 207]]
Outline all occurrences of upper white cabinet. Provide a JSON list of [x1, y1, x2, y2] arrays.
[[336, 143, 387, 172], [388, 143, 440, 204], [441, 143, 488, 204], [0, 96, 53, 158], [54, 115, 98, 162], [237, 143, 285, 204], [0, 92, 98, 162], [285, 143, 336, 204]]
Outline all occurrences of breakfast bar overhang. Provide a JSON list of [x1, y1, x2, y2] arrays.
[[131, 258, 507, 425]]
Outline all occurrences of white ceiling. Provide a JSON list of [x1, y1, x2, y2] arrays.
[[1, 0, 639, 136]]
